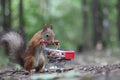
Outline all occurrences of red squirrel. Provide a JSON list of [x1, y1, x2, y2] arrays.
[[0, 24, 55, 72]]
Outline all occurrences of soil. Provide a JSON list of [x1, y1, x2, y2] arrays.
[[0, 50, 120, 80]]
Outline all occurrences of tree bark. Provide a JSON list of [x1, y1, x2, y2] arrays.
[[0, 0, 2, 27], [1, 0, 7, 31], [91, 0, 103, 47], [102, 2, 110, 48], [1, 0, 11, 31], [117, 0, 120, 46], [19, 0, 24, 32], [82, 0, 89, 50], [8, 0, 12, 28]]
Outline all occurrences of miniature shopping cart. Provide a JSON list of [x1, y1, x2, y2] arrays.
[[40, 41, 75, 71]]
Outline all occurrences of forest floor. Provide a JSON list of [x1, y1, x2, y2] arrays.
[[0, 49, 120, 80]]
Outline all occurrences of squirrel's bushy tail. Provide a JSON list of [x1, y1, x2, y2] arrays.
[[0, 31, 26, 66]]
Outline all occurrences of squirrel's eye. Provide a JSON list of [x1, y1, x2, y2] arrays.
[[46, 34, 49, 37]]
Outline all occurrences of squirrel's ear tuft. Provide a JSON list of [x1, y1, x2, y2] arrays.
[[42, 24, 48, 32], [49, 24, 53, 29]]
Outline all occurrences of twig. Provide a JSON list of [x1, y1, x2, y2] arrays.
[[0, 70, 29, 76]]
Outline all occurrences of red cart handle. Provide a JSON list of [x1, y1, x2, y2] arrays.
[[40, 40, 59, 45]]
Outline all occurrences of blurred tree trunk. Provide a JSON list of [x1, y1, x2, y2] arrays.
[[8, 0, 11, 28], [19, 0, 24, 32], [91, 0, 103, 47], [1, 0, 8, 31], [102, 2, 110, 48], [82, 0, 89, 50], [1, 0, 11, 31], [117, 0, 120, 46], [0, 0, 2, 28]]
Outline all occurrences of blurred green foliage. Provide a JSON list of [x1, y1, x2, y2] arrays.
[[10, 0, 84, 50], [0, 0, 119, 50]]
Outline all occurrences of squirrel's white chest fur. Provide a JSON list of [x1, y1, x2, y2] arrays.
[[34, 46, 44, 67]]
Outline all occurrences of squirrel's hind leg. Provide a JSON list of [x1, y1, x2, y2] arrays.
[[24, 56, 35, 72]]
